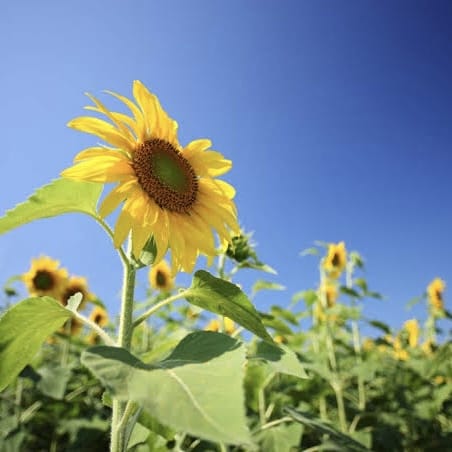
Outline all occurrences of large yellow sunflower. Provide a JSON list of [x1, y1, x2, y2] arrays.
[[61, 81, 239, 272], [22, 256, 69, 299]]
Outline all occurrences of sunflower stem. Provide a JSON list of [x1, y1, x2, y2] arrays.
[[111, 238, 136, 452]]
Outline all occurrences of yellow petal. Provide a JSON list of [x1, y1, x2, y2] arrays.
[[74, 147, 118, 162], [105, 89, 146, 142], [61, 157, 133, 183], [113, 207, 133, 248], [98, 180, 136, 218], [68, 117, 134, 152], [183, 139, 212, 158], [132, 80, 178, 145]]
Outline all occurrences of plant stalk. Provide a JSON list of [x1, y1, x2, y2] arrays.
[[110, 239, 137, 452]]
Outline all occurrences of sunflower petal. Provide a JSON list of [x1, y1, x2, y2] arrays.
[[69, 117, 134, 151], [61, 157, 133, 183]]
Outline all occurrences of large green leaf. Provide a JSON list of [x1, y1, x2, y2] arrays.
[[251, 342, 308, 378], [82, 331, 251, 445], [185, 270, 273, 342], [0, 297, 72, 391], [0, 178, 102, 234]]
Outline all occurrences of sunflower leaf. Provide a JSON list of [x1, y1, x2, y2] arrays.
[[0, 178, 102, 235], [0, 297, 72, 391], [81, 331, 251, 445], [186, 270, 274, 343]]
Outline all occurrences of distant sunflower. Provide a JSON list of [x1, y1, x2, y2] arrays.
[[60, 276, 94, 310], [404, 319, 420, 348], [89, 306, 109, 327], [320, 281, 338, 308], [323, 242, 347, 279], [204, 316, 235, 335], [22, 256, 68, 299], [427, 278, 445, 312], [61, 81, 239, 272], [87, 307, 109, 345], [149, 260, 174, 291]]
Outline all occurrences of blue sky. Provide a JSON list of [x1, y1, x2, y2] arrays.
[[1, 1, 451, 337]]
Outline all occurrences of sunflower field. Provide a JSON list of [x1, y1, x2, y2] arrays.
[[0, 82, 451, 452]]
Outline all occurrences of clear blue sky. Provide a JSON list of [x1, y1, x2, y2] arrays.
[[1, 1, 451, 337]]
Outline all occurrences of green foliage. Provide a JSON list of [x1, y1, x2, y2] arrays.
[[0, 178, 102, 234], [185, 270, 273, 342], [0, 297, 71, 390], [82, 332, 251, 445]]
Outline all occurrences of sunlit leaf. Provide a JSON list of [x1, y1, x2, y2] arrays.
[[0, 297, 72, 391], [251, 341, 308, 378], [185, 270, 273, 342], [0, 178, 102, 235], [257, 423, 303, 452], [82, 331, 251, 445]]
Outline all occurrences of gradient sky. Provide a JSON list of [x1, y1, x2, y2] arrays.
[[1, 1, 451, 338]]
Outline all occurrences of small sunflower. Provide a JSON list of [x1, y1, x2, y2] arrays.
[[323, 242, 347, 279], [404, 318, 420, 348], [320, 281, 338, 307], [60, 276, 94, 310], [22, 256, 68, 299], [427, 278, 445, 312], [61, 81, 239, 272], [204, 316, 235, 335], [149, 260, 174, 291], [87, 306, 109, 345], [89, 306, 109, 327]]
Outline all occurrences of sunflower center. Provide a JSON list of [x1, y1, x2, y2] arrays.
[[63, 287, 83, 305], [156, 270, 167, 288], [133, 138, 198, 213], [33, 270, 55, 291], [94, 314, 102, 324], [331, 253, 340, 267], [435, 290, 443, 302]]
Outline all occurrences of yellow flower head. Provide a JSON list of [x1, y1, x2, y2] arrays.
[[89, 306, 109, 328], [403, 318, 420, 348], [362, 338, 375, 352], [204, 317, 235, 335], [60, 276, 94, 310], [427, 278, 445, 312], [22, 256, 69, 299], [323, 242, 347, 279], [149, 260, 174, 291], [61, 81, 239, 272], [320, 281, 338, 307]]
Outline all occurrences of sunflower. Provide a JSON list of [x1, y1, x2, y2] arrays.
[[323, 242, 347, 279], [204, 316, 235, 335], [61, 81, 239, 272], [90, 306, 109, 327], [60, 276, 94, 310], [320, 280, 338, 308], [404, 318, 420, 348], [149, 260, 174, 291], [22, 256, 69, 299], [87, 306, 109, 345], [427, 278, 445, 312]]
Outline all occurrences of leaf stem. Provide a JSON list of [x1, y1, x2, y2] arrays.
[[132, 289, 190, 329], [71, 310, 115, 346]]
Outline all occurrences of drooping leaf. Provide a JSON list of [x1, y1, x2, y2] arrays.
[[0, 178, 102, 235], [252, 280, 285, 296], [284, 408, 371, 452], [82, 331, 251, 445], [259, 312, 293, 335], [251, 341, 308, 378], [185, 270, 273, 342], [0, 297, 72, 391], [367, 319, 391, 335]]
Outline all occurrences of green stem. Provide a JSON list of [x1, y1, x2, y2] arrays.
[[71, 310, 115, 346], [111, 239, 137, 452], [346, 262, 366, 411], [132, 289, 190, 329]]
